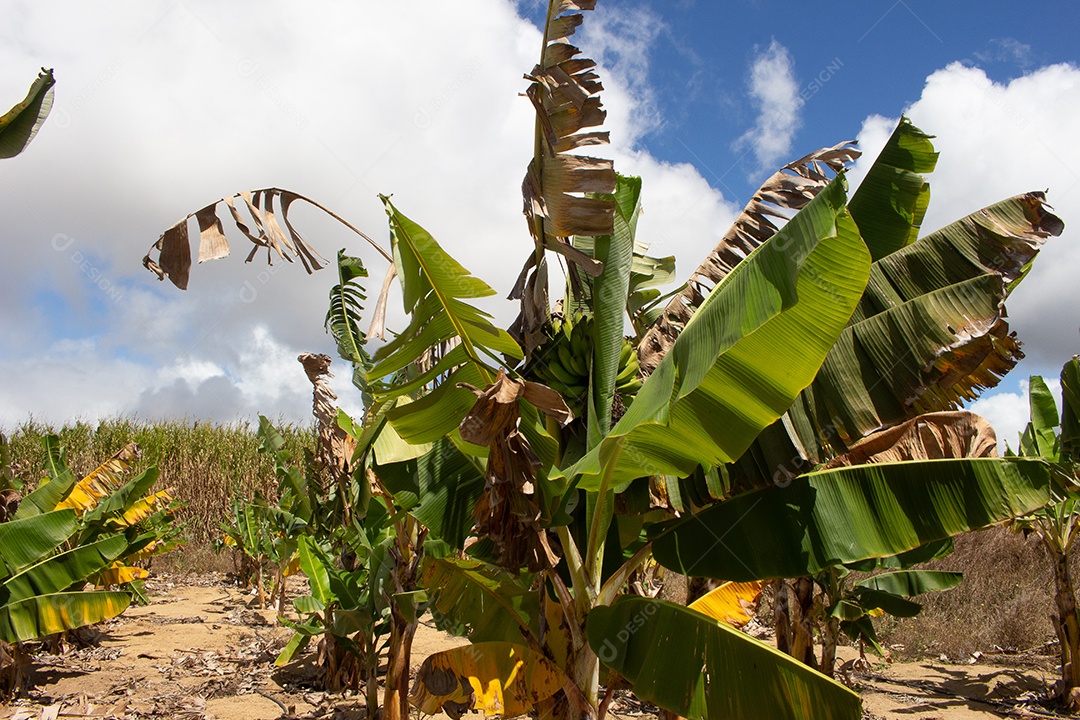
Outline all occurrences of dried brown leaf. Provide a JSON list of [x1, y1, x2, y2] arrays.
[[823, 411, 998, 469], [637, 141, 860, 374], [144, 188, 390, 291]]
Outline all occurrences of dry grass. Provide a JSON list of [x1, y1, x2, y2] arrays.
[[3, 418, 319, 546], [879, 525, 1069, 659]]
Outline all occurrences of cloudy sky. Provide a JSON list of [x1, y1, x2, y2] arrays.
[[1, 1, 1078, 449]]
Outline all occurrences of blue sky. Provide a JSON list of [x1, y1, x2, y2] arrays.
[[1, 0, 1079, 447]]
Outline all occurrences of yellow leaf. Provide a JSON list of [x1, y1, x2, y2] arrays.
[[411, 642, 568, 718], [688, 580, 763, 629], [54, 443, 139, 514], [95, 562, 149, 586], [282, 555, 302, 577], [112, 489, 173, 527]]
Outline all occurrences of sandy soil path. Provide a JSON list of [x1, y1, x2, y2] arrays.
[[0, 574, 1065, 719]]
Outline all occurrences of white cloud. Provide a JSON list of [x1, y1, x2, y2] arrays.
[[0, 1, 738, 429], [733, 40, 803, 173], [970, 377, 1061, 451], [867, 62, 1080, 370], [579, 5, 665, 144], [848, 61, 1080, 442]]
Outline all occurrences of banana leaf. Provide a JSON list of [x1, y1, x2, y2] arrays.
[[0, 590, 131, 643], [855, 570, 963, 596], [848, 116, 936, 261], [16, 435, 78, 518], [375, 437, 485, 549], [588, 596, 861, 720], [411, 641, 569, 718], [652, 457, 1053, 581], [558, 175, 870, 489], [0, 508, 78, 574], [419, 558, 537, 644], [0, 68, 55, 159], [368, 197, 522, 443], [2, 534, 128, 602]]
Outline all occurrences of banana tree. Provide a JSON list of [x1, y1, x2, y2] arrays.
[[1008, 357, 1080, 698]]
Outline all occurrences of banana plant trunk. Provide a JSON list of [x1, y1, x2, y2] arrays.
[[1048, 544, 1080, 695], [382, 608, 417, 720], [774, 578, 818, 668]]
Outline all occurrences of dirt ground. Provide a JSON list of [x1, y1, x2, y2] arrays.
[[0, 574, 1067, 720]]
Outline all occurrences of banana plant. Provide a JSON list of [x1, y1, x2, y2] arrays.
[[1008, 357, 1080, 698], [141, 2, 1065, 718], [10, 436, 181, 606]]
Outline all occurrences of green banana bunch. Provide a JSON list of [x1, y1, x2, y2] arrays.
[[526, 310, 643, 416]]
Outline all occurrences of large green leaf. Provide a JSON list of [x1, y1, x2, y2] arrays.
[[419, 558, 537, 644], [0, 508, 78, 575], [557, 175, 870, 489], [636, 142, 858, 376], [368, 197, 522, 443], [2, 534, 128, 603], [297, 535, 332, 605], [848, 117, 936, 261], [588, 596, 861, 720], [0, 590, 131, 643], [851, 193, 1058, 325], [796, 274, 1010, 449], [0, 68, 55, 159], [653, 458, 1052, 581], [1061, 357, 1080, 462], [725, 192, 1062, 494], [590, 174, 640, 438], [855, 570, 963, 596], [375, 437, 485, 549], [1025, 375, 1060, 458]]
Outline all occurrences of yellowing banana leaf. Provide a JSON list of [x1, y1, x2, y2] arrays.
[[0, 508, 78, 573], [282, 555, 302, 578], [558, 175, 870, 489], [93, 562, 149, 587], [2, 534, 127, 603], [688, 580, 763, 629], [653, 457, 1053, 581], [0, 68, 55, 159], [83, 467, 160, 525], [55, 443, 140, 515], [0, 590, 131, 643], [108, 489, 173, 527], [588, 596, 861, 720], [410, 641, 569, 718]]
